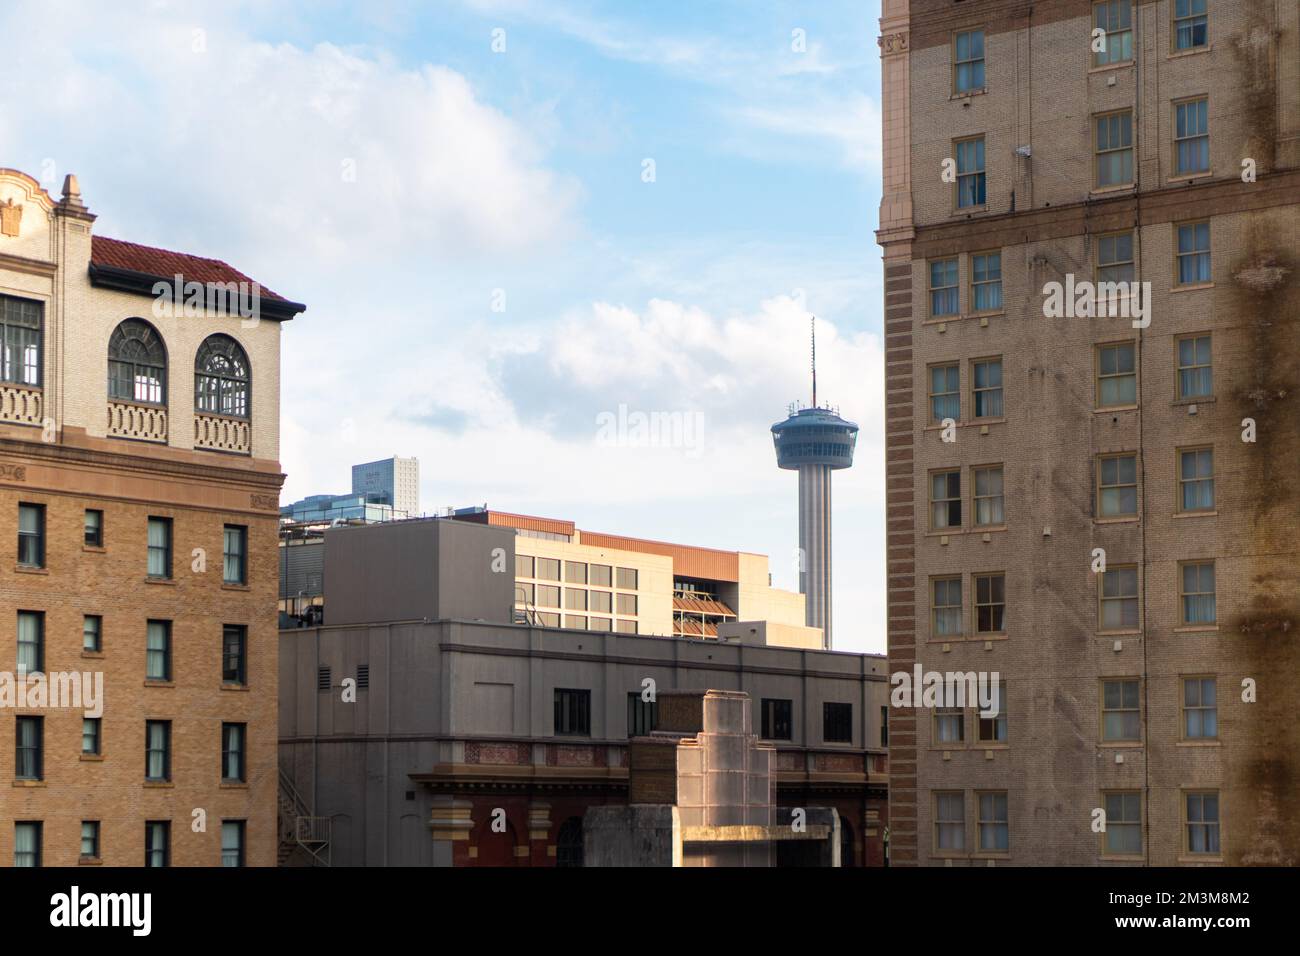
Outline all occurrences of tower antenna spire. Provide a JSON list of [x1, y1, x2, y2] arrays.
[[811, 314, 817, 408]]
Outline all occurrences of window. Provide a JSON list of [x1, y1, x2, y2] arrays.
[[145, 821, 170, 867], [929, 364, 959, 422], [973, 466, 1004, 526], [223, 625, 247, 685], [935, 792, 965, 851], [972, 358, 1003, 418], [222, 723, 247, 782], [1174, 0, 1208, 50], [1104, 792, 1142, 855], [147, 517, 172, 578], [1095, 111, 1134, 187], [1175, 98, 1210, 175], [146, 620, 172, 681], [556, 817, 584, 868], [1186, 792, 1220, 855], [108, 318, 167, 405], [616, 593, 637, 616], [955, 137, 986, 208], [616, 567, 638, 589], [978, 680, 1008, 742], [1093, 0, 1133, 66], [0, 294, 43, 386], [589, 590, 612, 614], [1179, 447, 1214, 511], [590, 564, 612, 587], [1100, 566, 1139, 630], [554, 689, 591, 736], [929, 259, 959, 317], [1180, 561, 1216, 625], [1175, 222, 1211, 285], [977, 792, 1009, 851], [881, 706, 889, 747], [932, 577, 963, 636], [536, 557, 560, 581], [930, 470, 961, 530], [954, 29, 985, 93], [564, 561, 587, 584], [13, 822, 40, 867], [564, 588, 588, 611], [564, 615, 588, 630], [223, 525, 247, 585], [615, 620, 637, 634], [221, 820, 246, 867], [590, 617, 611, 631], [1097, 343, 1136, 407], [1098, 454, 1138, 517], [17, 611, 43, 673], [1177, 334, 1212, 398], [195, 334, 250, 419], [83, 615, 102, 653], [82, 717, 101, 756], [84, 509, 103, 548], [516, 554, 534, 578], [761, 698, 793, 741], [17, 503, 44, 568], [627, 692, 658, 737], [1096, 232, 1135, 284], [934, 705, 963, 744], [146, 720, 171, 781], [974, 573, 1005, 633], [80, 821, 100, 860], [536, 585, 560, 608], [1102, 679, 1141, 741], [16, 716, 43, 780], [1183, 677, 1217, 739], [823, 702, 852, 743]]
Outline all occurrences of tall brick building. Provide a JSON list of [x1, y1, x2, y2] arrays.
[[877, 1, 1299, 864], [0, 168, 303, 865]]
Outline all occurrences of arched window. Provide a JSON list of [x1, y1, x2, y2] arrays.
[[840, 818, 855, 868], [195, 334, 250, 419], [556, 817, 584, 868], [108, 318, 167, 405]]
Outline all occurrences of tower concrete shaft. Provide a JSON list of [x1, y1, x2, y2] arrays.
[[798, 463, 833, 649]]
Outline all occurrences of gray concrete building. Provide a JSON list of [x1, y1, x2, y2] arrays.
[[277, 518, 889, 866]]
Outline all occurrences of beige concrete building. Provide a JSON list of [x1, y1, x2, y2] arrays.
[[451, 508, 822, 648], [877, 1, 1299, 865], [0, 167, 303, 865]]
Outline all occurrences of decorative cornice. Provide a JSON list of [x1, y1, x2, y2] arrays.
[[87, 262, 307, 322]]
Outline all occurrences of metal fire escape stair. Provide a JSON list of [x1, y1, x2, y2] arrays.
[[278, 768, 331, 866]]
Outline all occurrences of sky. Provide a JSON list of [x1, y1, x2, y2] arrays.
[[0, 0, 887, 654]]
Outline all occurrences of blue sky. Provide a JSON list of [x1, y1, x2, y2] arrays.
[[0, 0, 887, 653]]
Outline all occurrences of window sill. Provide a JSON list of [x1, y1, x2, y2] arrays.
[[220, 781, 249, 789], [1095, 404, 1139, 413], [145, 577, 177, 586], [79, 754, 104, 762], [78, 857, 104, 866], [971, 852, 1012, 861], [82, 545, 107, 554], [1090, 184, 1135, 197], [1177, 855, 1223, 865], [927, 633, 1007, 645], [1094, 516, 1140, 525], [1172, 510, 1217, 519], [221, 583, 252, 592], [1099, 741, 1144, 749], [1173, 625, 1218, 634], [13, 779, 46, 788], [949, 88, 988, 101], [220, 683, 251, 693], [1171, 282, 1214, 293], [1097, 630, 1141, 637], [81, 651, 104, 660], [1101, 854, 1147, 863], [1176, 739, 1220, 748], [1167, 44, 1212, 61], [143, 781, 175, 789], [1173, 396, 1215, 406], [1088, 60, 1134, 75], [144, 680, 175, 688], [14, 565, 49, 575], [951, 206, 989, 218], [1169, 171, 1211, 185]]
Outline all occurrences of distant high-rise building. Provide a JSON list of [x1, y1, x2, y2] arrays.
[[351, 456, 419, 517]]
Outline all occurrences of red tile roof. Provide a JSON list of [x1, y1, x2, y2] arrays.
[[90, 236, 290, 302]]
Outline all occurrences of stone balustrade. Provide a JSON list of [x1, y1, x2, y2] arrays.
[[106, 400, 168, 443]]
